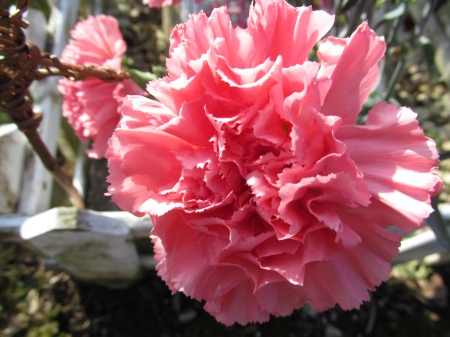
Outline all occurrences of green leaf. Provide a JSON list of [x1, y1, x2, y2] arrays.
[[0, 111, 10, 125], [128, 69, 157, 90], [419, 36, 440, 78], [374, 0, 387, 10], [152, 65, 167, 78], [435, 45, 450, 86], [337, 0, 359, 15], [375, 2, 406, 28], [29, 0, 51, 21], [2, 0, 16, 9]]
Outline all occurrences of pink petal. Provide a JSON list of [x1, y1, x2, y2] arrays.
[[254, 281, 304, 316], [153, 211, 247, 299], [300, 217, 401, 311], [119, 95, 176, 130], [260, 228, 345, 285], [204, 280, 270, 325], [317, 36, 347, 79], [215, 55, 283, 106], [107, 159, 153, 215], [248, 1, 334, 67], [167, 12, 214, 79], [209, 10, 255, 68], [337, 102, 441, 231], [148, 63, 219, 113], [320, 22, 386, 125], [161, 99, 216, 147], [61, 15, 125, 69], [282, 61, 320, 102], [116, 129, 187, 189], [251, 89, 289, 145]]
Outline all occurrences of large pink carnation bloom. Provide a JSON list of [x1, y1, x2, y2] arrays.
[[107, 0, 442, 325], [58, 15, 144, 158]]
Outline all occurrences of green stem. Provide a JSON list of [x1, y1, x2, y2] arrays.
[[384, 59, 406, 102], [386, 5, 407, 48]]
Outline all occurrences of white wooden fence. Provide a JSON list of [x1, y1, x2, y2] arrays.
[[1, 207, 154, 287]]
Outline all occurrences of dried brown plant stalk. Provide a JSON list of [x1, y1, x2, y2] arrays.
[[0, 0, 129, 210]]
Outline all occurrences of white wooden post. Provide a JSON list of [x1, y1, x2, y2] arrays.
[[180, 0, 201, 22], [24, 9, 48, 51], [393, 228, 450, 264], [0, 124, 29, 213], [18, 0, 80, 214]]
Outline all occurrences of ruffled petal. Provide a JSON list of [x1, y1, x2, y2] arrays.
[[248, 1, 334, 67], [320, 22, 386, 125], [61, 15, 125, 69], [337, 102, 441, 231], [300, 216, 401, 311]]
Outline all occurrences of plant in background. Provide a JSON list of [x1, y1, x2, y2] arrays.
[[106, 0, 442, 325]]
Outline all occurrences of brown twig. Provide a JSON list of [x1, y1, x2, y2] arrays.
[[0, 0, 129, 209], [35, 54, 130, 81]]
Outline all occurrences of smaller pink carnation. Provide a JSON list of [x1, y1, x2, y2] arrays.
[[58, 15, 145, 158]]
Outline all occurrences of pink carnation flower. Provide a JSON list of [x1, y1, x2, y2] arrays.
[[107, 0, 442, 325], [58, 15, 145, 158]]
